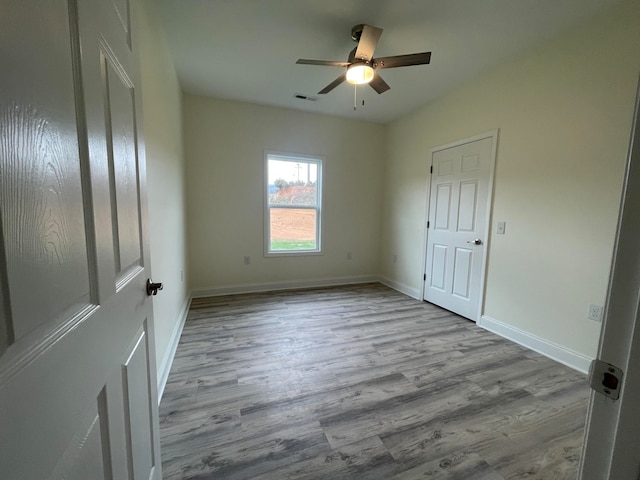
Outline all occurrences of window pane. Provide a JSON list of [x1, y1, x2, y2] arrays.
[[270, 208, 317, 251], [268, 159, 317, 206], [269, 183, 317, 206]]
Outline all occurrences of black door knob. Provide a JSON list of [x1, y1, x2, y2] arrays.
[[147, 278, 164, 296]]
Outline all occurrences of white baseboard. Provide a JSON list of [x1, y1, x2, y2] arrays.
[[157, 295, 191, 402], [378, 276, 421, 300], [479, 315, 592, 374], [191, 275, 381, 298]]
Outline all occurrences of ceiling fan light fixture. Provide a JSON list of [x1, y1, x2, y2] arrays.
[[346, 63, 374, 85]]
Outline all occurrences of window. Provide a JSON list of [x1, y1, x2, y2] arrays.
[[265, 152, 322, 255]]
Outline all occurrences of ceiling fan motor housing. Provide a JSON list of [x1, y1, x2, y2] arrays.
[[351, 24, 365, 42]]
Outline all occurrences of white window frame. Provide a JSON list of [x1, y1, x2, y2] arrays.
[[264, 151, 323, 256]]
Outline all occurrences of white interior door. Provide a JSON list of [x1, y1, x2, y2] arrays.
[[423, 132, 496, 321], [0, 1, 161, 479]]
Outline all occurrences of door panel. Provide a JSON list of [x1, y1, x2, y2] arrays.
[[461, 153, 480, 172], [437, 158, 454, 175], [0, 0, 94, 344], [457, 181, 478, 232], [424, 134, 495, 320], [123, 325, 155, 480], [434, 184, 452, 229], [452, 247, 473, 299], [50, 403, 107, 480], [0, 0, 161, 478], [104, 56, 143, 280], [430, 244, 448, 290]]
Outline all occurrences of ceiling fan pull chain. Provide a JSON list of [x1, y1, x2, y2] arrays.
[[354, 83, 357, 110]]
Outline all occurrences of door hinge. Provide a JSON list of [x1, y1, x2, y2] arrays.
[[427, 220, 430, 229], [430, 165, 433, 174], [423, 273, 426, 281], [589, 359, 623, 400]]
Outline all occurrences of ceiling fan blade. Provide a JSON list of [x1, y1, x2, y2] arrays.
[[373, 52, 432, 69], [296, 59, 351, 67], [354, 25, 383, 61], [369, 73, 390, 94], [318, 73, 347, 94]]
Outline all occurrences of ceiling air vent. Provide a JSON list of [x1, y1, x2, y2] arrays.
[[294, 93, 317, 102]]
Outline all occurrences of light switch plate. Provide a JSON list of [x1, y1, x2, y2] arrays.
[[497, 221, 506, 234]]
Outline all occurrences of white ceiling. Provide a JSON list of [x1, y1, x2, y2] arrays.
[[156, 0, 622, 124]]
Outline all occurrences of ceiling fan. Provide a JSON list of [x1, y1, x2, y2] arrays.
[[296, 24, 432, 95]]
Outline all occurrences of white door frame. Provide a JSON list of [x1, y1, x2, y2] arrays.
[[420, 129, 499, 322], [579, 75, 640, 479]]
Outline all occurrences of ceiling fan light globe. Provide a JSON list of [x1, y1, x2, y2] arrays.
[[346, 64, 374, 84]]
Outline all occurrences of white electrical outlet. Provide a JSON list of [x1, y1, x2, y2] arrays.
[[588, 304, 603, 322]]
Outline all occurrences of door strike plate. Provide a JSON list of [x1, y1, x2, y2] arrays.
[[589, 359, 623, 400]]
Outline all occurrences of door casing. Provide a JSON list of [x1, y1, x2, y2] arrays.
[[578, 71, 640, 480]]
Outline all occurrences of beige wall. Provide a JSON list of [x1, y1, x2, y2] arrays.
[[134, 0, 638, 372], [381, 0, 640, 357], [135, 0, 189, 381], [184, 96, 386, 293]]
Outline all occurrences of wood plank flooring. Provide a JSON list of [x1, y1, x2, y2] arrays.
[[159, 283, 589, 479]]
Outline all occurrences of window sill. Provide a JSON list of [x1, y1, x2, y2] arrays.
[[265, 250, 324, 258]]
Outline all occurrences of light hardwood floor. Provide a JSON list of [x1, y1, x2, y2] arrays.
[[159, 283, 589, 479]]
